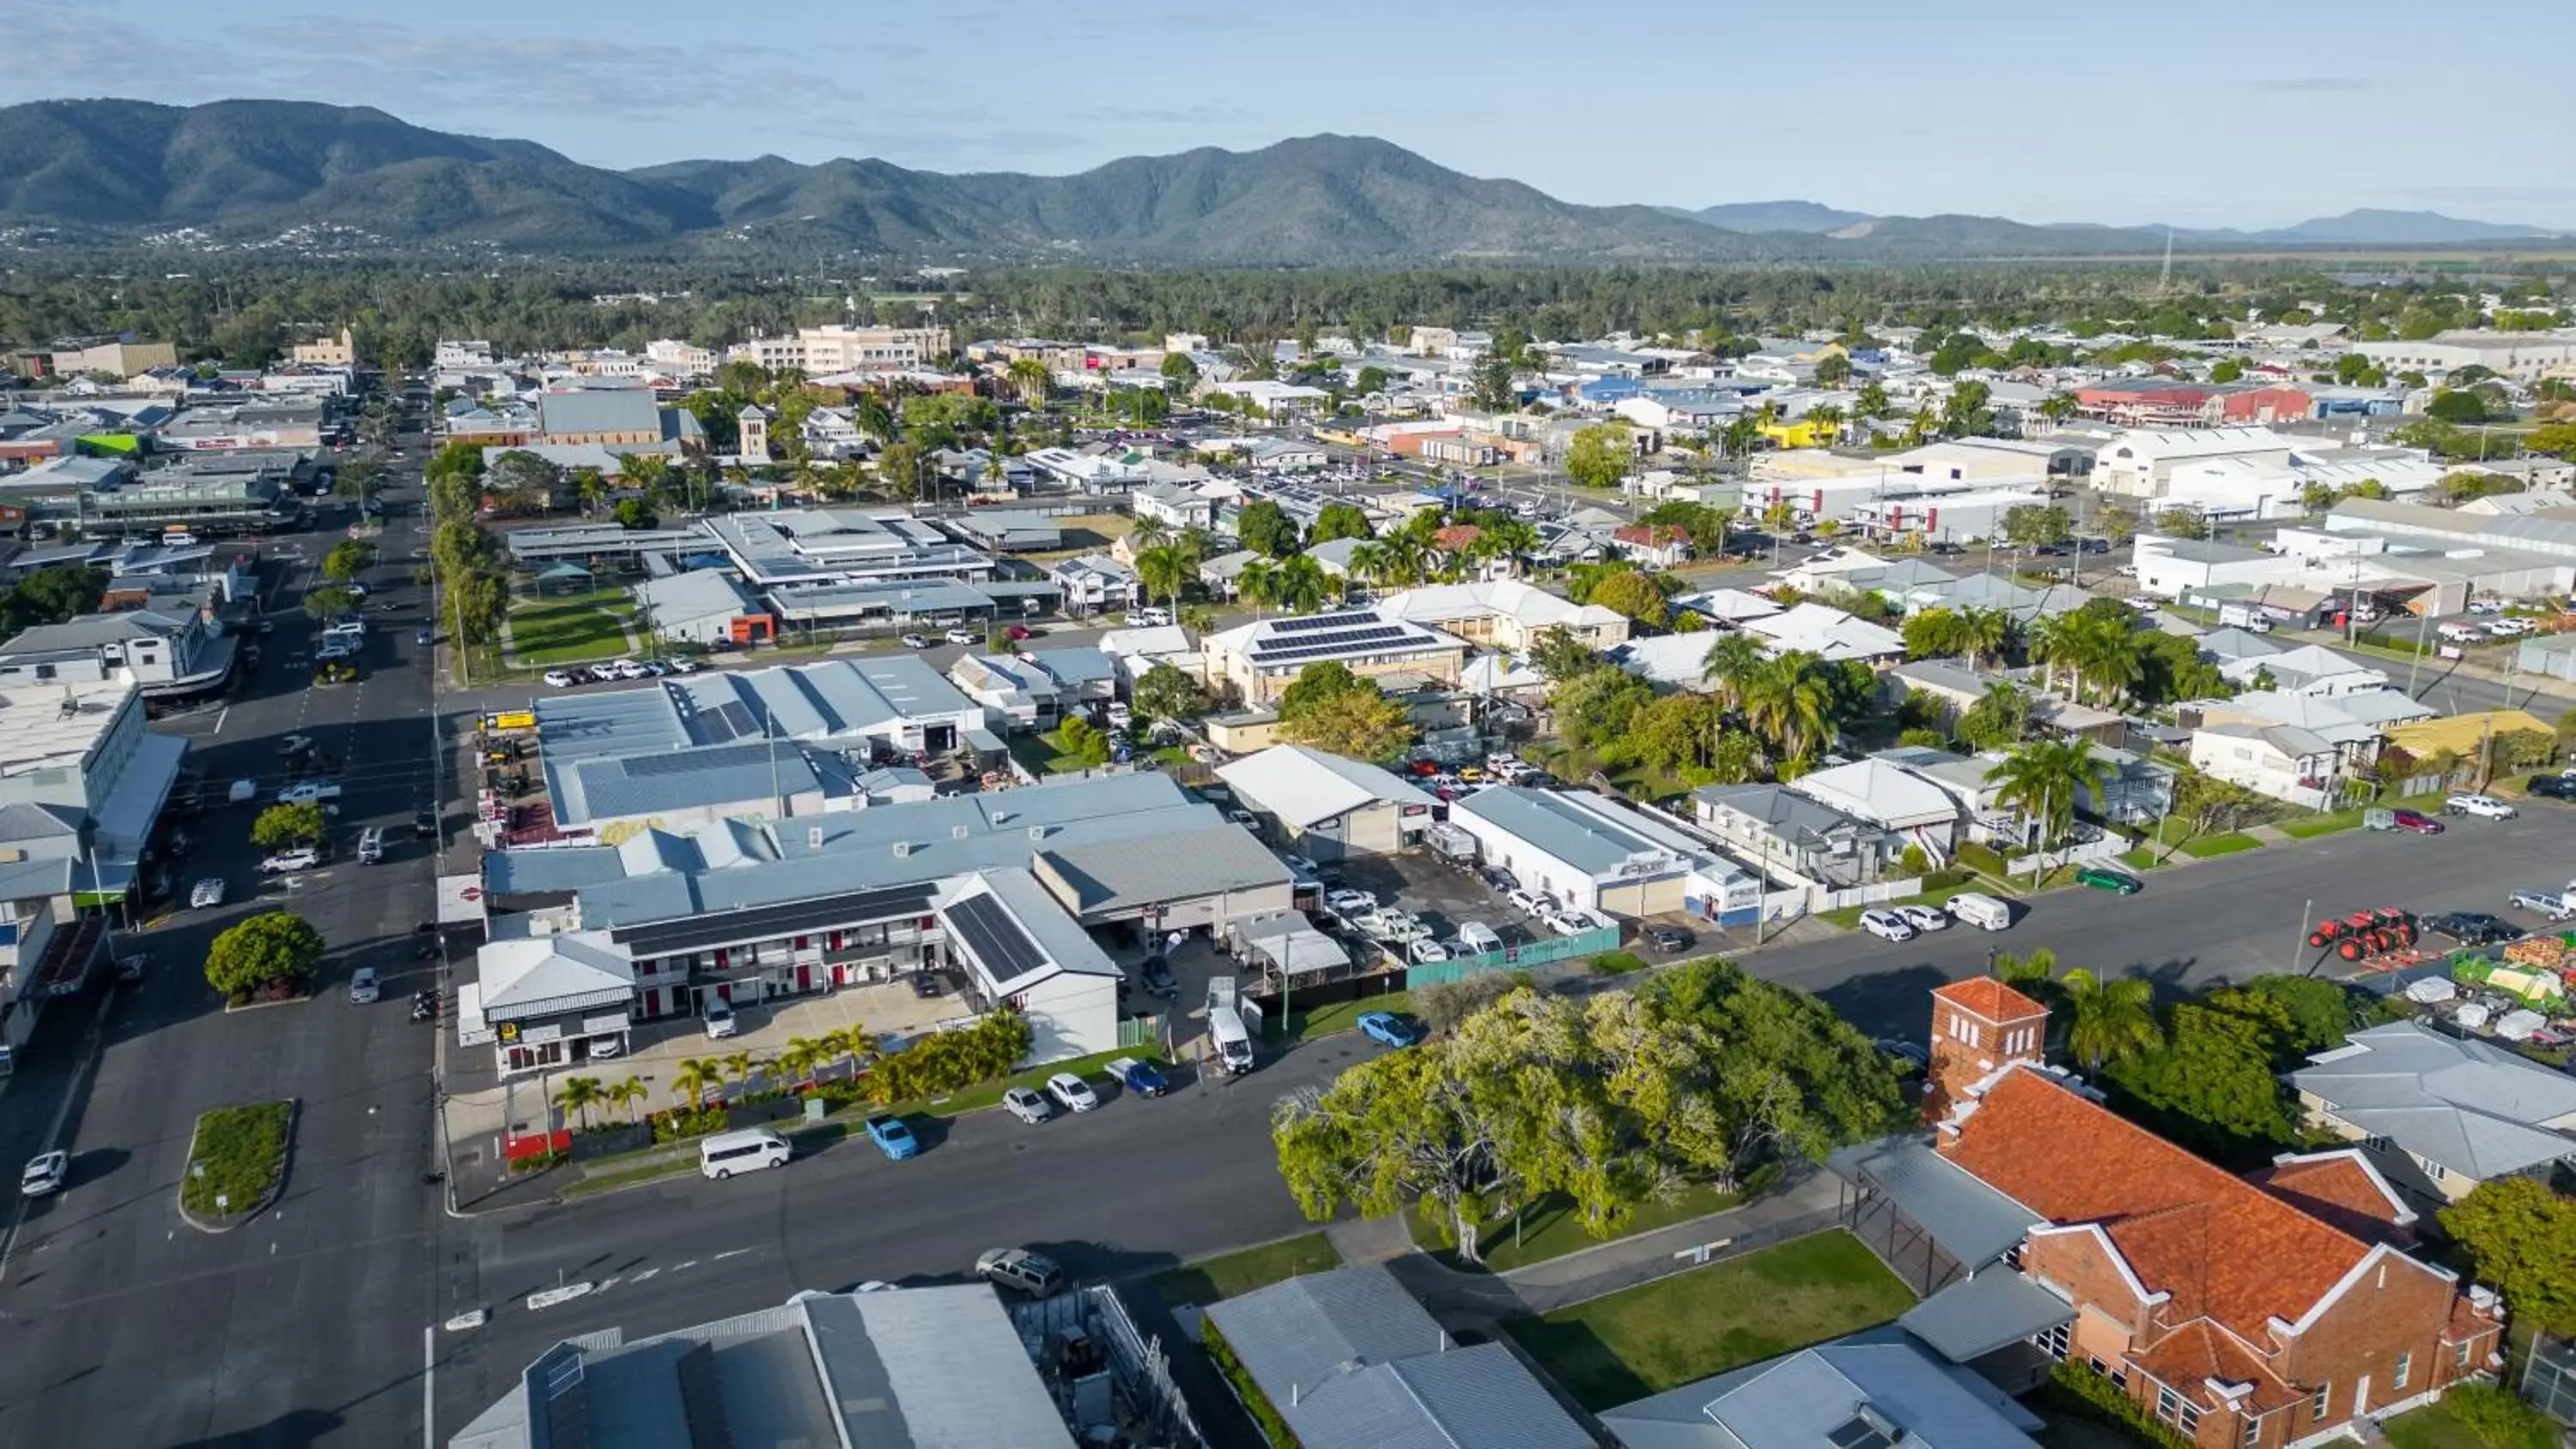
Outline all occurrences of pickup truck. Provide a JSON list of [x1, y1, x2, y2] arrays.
[[863, 1114, 918, 1161], [1105, 1057, 1170, 1097]]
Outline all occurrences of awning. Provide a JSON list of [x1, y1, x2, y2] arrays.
[[1236, 914, 1351, 979], [92, 731, 189, 855], [1900, 1270, 2075, 1363], [1828, 1136, 2044, 1270], [437, 872, 489, 928]]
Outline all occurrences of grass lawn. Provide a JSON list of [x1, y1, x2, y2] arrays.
[[1505, 1229, 1914, 1410], [1409, 1182, 1742, 1274], [1277, 987, 1412, 1045], [1151, 1233, 1341, 1307], [2178, 831, 2264, 859], [2278, 809, 2366, 839], [181, 1100, 294, 1216], [507, 589, 632, 665], [1819, 879, 2004, 931], [2381, 1396, 2556, 1449], [1008, 726, 1109, 776]]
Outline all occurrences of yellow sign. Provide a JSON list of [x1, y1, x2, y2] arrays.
[[496, 1021, 519, 1043], [482, 710, 537, 732]]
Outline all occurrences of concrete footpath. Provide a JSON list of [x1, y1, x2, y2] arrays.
[[1328, 1167, 1845, 1324]]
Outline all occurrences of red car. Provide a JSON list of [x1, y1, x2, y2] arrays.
[[1005, 624, 1031, 640], [2391, 808, 2445, 835], [1408, 760, 1441, 777]]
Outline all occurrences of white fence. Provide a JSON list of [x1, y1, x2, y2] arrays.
[[2004, 835, 2127, 877]]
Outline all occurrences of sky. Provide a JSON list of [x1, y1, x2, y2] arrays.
[[12, 0, 2576, 229]]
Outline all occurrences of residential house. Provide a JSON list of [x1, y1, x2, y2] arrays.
[[1693, 783, 1890, 889], [1789, 758, 1961, 863], [1096, 622, 1201, 687], [1741, 603, 1907, 665], [1835, 980, 2506, 1448], [2189, 721, 2344, 808], [1600, 1327, 2045, 1449], [1131, 481, 1216, 530], [1611, 523, 1692, 568], [2291, 1021, 2576, 1210], [448, 1284, 1073, 1449], [1048, 555, 1140, 615], [1202, 1266, 1591, 1449], [1304, 536, 1370, 579], [1374, 579, 1630, 652], [1216, 745, 1436, 860], [2217, 643, 2386, 698], [1202, 609, 1468, 706], [1450, 786, 1750, 921]]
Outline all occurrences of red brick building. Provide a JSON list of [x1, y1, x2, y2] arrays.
[[2216, 386, 2317, 425], [1837, 983, 2506, 1447]]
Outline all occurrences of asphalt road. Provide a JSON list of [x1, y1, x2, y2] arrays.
[[0, 439, 448, 1446]]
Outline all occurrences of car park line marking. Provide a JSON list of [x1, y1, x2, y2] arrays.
[[630, 1268, 659, 1283], [422, 1325, 436, 1449], [711, 1248, 751, 1263]]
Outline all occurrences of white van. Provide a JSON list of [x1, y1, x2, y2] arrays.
[[1455, 921, 1504, 955], [1946, 892, 2013, 932], [699, 1129, 790, 1179]]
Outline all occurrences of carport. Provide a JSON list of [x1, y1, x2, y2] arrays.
[[1229, 911, 1352, 989]]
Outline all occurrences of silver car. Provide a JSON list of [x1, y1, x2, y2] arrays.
[[1002, 1086, 1053, 1125]]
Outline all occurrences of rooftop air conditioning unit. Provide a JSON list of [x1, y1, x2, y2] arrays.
[[892, 840, 913, 858]]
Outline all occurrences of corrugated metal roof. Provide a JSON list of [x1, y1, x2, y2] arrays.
[[1827, 1136, 2041, 1269], [2290, 1022, 2576, 1179], [1899, 1270, 2075, 1364], [1218, 744, 1434, 830], [1602, 1330, 2047, 1448], [1036, 824, 1292, 917]]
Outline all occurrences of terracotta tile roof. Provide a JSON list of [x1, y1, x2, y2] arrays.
[[1433, 524, 1484, 552], [1935, 976, 2045, 1023], [1612, 524, 1689, 547], [2125, 1319, 2303, 1414], [1941, 1067, 2371, 1343], [2245, 1152, 2416, 1248]]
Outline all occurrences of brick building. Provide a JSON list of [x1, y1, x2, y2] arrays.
[[1837, 981, 2506, 1447]]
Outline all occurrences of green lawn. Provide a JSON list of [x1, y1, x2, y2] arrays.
[[507, 589, 633, 665], [2278, 809, 2366, 839], [1151, 1233, 1341, 1307], [181, 1100, 294, 1216], [2178, 832, 2263, 859], [1410, 1182, 1742, 1274], [2381, 1394, 2557, 1449], [1820, 879, 2008, 931], [1008, 725, 1109, 775], [1505, 1229, 1915, 1410], [1277, 987, 1412, 1045]]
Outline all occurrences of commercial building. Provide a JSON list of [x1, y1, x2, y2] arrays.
[[632, 568, 774, 648], [8, 336, 178, 380], [0, 609, 238, 699], [451, 1284, 1072, 1449], [697, 509, 994, 596], [1450, 786, 1753, 921], [2354, 330, 2576, 381], [732, 324, 953, 374], [2093, 427, 2295, 500], [1202, 609, 1468, 706], [1216, 745, 1436, 860]]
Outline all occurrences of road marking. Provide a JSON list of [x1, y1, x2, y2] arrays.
[[526, 1282, 593, 1311], [673, 1260, 698, 1271], [422, 1325, 435, 1449], [0, 985, 118, 1282], [710, 1248, 751, 1262], [630, 1268, 659, 1283]]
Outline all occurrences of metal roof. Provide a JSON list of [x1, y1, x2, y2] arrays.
[[1455, 786, 1698, 876], [1898, 1270, 2077, 1365], [1218, 744, 1436, 830], [1033, 824, 1293, 919], [1827, 1136, 2041, 1269], [1602, 1330, 2046, 1449], [2289, 1022, 2576, 1180], [537, 385, 659, 439]]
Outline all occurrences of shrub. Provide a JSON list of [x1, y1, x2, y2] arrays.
[[1202, 1319, 1303, 1448], [508, 1149, 569, 1173], [1922, 866, 1975, 892], [648, 1106, 727, 1143], [2040, 1362, 2190, 1449], [1589, 950, 1648, 976], [181, 1100, 294, 1216], [1955, 841, 2009, 877], [2442, 1383, 2558, 1448]]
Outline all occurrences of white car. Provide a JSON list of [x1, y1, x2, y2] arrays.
[[2447, 792, 2518, 820], [543, 670, 577, 688], [190, 877, 226, 909], [275, 781, 342, 805], [1859, 909, 1918, 943], [258, 849, 319, 874], [1406, 937, 1450, 965], [1894, 903, 1951, 932], [702, 999, 738, 1039], [347, 967, 380, 1003], [19, 1151, 66, 1198], [1045, 1072, 1099, 1113], [669, 659, 702, 675], [2488, 617, 2537, 637], [2468, 599, 2502, 615], [944, 627, 981, 646], [277, 734, 314, 755], [1001, 1086, 1053, 1125], [1324, 888, 1378, 919], [1506, 888, 1554, 917], [899, 633, 930, 649], [1543, 909, 1595, 937]]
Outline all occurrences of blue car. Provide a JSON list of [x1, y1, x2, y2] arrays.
[[864, 1114, 918, 1161], [1357, 1011, 1419, 1048]]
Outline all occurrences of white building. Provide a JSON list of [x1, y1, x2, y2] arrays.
[[2354, 330, 2576, 381], [1449, 786, 1751, 920], [1217, 745, 1435, 861], [2129, 535, 2300, 600], [2093, 427, 2294, 500], [933, 870, 1122, 1064]]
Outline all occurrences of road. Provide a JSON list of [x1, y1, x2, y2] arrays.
[[0, 433, 447, 1446]]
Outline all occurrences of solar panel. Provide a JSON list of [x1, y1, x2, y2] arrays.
[[1266, 610, 1378, 634], [946, 894, 1049, 981], [1826, 1411, 1899, 1449], [1248, 626, 1417, 663]]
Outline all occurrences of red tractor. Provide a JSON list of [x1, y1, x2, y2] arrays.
[[2307, 908, 2417, 961]]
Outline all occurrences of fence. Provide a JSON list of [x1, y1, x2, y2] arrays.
[[1008, 1286, 1206, 1448], [2004, 835, 2127, 878], [1404, 924, 1621, 988], [2521, 1331, 2576, 1425]]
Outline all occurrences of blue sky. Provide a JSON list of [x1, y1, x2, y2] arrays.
[[15, 0, 2576, 228]]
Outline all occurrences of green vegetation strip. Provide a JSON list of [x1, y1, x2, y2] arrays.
[[1504, 1229, 1914, 1411], [2178, 832, 2263, 859], [180, 1101, 294, 1216], [1152, 1233, 1341, 1307], [1278, 990, 1413, 1045], [1410, 1182, 1741, 1275]]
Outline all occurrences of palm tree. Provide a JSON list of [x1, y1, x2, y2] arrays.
[[1958, 607, 2015, 672], [1235, 558, 1276, 615], [2026, 613, 2082, 697], [554, 1075, 605, 1131], [1740, 651, 1835, 768], [1006, 358, 1050, 409], [607, 1075, 649, 1124], [1129, 514, 1170, 552], [1805, 403, 1846, 442], [2059, 968, 2160, 1074], [1136, 545, 1193, 617], [1477, 516, 1541, 573], [1269, 555, 1332, 614], [1698, 633, 1765, 712], [721, 1050, 756, 1095], [779, 1036, 826, 1088], [1984, 737, 2114, 850], [671, 1056, 720, 1110]]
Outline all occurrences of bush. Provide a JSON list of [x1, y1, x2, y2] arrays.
[[2040, 1361, 2190, 1449], [181, 1101, 294, 1216], [1922, 866, 1975, 892], [1415, 973, 1533, 1034], [1202, 1319, 1303, 1448], [509, 1149, 569, 1173], [1589, 950, 1648, 976], [2441, 1384, 2558, 1449], [648, 1106, 726, 1143]]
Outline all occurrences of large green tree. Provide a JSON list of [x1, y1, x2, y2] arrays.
[[1279, 688, 1414, 761], [1308, 501, 1373, 544], [1132, 662, 1204, 724], [1564, 423, 1634, 491], [1236, 500, 1300, 559], [1589, 569, 1668, 628], [2441, 1179, 2576, 1337], [251, 803, 328, 850], [205, 911, 325, 999]]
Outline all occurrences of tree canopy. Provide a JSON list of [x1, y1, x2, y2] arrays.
[[205, 911, 324, 999], [1236, 500, 1300, 559]]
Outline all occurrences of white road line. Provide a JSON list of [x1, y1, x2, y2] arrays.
[[630, 1268, 660, 1283], [422, 1324, 435, 1449], [673, 1260, 698, 1272], [710, 1248, 751, 1262]]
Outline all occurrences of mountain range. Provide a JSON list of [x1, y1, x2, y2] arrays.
[[0, 99, 2564, 263]]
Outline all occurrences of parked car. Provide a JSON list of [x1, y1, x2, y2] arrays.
[[669, 659, 702, 674], [1357, 1011, 1420, 1048], [1894, 903, 1950, 932], [2423, 912, 2522, 946], [2508, 889, 2576, 922], [1645, 925, 1692, 952], [2447, 792, 2518, 820], [20, 1151, 66, 1198], [1138, 955, 1177, 997], [2389, 808, 2445, 835], [944, 627, 981, 646], [1506, 888, 1554, 917], [975, 1247, 1062, 1297], [1859, 908, 1917, 943], [702, 998, 738, 1038], [1406, 937, 1450, 965], [899, 633, 930, 649], [864, 1114, 919, 1160], [190, 877, 226, 908], [542, 670, 577, 688], [2529, 775, 2576, 800], [1480, 866, 1519, 894], [1105, 1057, 1170, 1096], [1001, 1086, 1052, 1125], [347, 967, 380, 1003], [274, 781, 342, 805], [1044, 1072, 1099, 1113], [1542, 909, 1596, 937], [2075, 865, 2143, 895], [2488, 617, 2538, 637], [1324, 888, 1378, 919], [258, 849, 319, 874]]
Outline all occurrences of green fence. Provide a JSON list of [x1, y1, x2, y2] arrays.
[[1117, 1014, 1164, 1050], [1405, 925, 1622, 989]]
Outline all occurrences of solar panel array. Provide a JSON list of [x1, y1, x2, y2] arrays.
[[1248, 625, 1415, 664], [1267, 610, 1379, 634], [620, 741, 777, 778], [947, 894, 1048, 980]]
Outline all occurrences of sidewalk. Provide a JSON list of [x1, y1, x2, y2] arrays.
[[1362, 1167, 1847, 1324]]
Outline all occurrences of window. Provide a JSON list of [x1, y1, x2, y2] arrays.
[[2035, 1323, 2071, 1361], [2311, 1384, 2332, 1422], [2455, 1341, 2474, 1370], [2178, 1402, 2200, 1434], [2156, 1386, 2184, 1425], [2393, 1351, 2411, 1391], [2242, 1415, 2263, 1446]]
